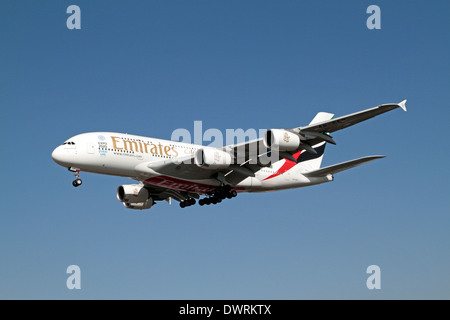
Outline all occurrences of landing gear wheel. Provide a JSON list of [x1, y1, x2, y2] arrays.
[[70, 168, 82, 187], [72, 179, 82, 187], [180, 198, 196, 208]]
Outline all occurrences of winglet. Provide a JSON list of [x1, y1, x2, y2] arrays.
[[398, 99, 407, 112]]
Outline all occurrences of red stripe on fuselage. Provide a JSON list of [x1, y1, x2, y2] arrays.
[[263, 150, 303, 180]]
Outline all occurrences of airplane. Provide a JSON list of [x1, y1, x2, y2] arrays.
[[51, 100, 407, 210]]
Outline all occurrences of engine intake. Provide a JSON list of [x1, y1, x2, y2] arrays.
[[194, 148, 232, 170], [264, 129, 301, 151]]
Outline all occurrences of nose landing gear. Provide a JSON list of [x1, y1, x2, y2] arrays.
[[69, 167, 82, 187]]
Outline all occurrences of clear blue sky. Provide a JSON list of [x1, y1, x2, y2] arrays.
[[1, 0, 449, 299]]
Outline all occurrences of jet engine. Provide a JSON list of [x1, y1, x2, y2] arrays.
[[117, 184, 150, 203], [117, 184, 154, 210], [263, 129, 301, 151], [122, 198, 154, 210], [194, 148, 232, 170]]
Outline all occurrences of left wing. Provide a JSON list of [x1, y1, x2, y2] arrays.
[[221, 100, 407, 182], [294, 100, 407, 135]]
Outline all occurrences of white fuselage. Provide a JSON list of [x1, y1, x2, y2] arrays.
[[51, 132, 331, 194]]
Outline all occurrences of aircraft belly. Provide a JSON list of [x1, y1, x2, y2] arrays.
[[144, 175, 220, 194]]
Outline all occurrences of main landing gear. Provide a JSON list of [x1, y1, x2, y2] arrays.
[[69, 167, 82, 187], [179, 198, 196, 208], [178, 185, 237, 208], [198, 185, 237, 206]]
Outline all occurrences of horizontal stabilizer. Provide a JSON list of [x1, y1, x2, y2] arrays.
[[303, 155, 385, 177]]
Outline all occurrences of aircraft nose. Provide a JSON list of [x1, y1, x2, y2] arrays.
[[52, 146, 61, 162], [52, 146, 68, 166]]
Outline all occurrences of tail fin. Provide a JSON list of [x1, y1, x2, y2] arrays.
[[294, 112, 334, 171]]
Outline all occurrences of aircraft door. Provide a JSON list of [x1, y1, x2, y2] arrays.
[[87, 142, 95, 154]]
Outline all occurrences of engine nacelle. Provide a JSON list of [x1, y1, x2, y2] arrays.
[[117, 184, 150, 203], [123, 198, 154, 210], [194, 148, 232, 170], [263, 129, 301, 151]]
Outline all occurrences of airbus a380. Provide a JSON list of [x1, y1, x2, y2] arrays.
[[51, 100, 407, 210]]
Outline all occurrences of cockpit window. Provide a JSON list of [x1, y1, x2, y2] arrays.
[[63, 141, 76, 145]]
